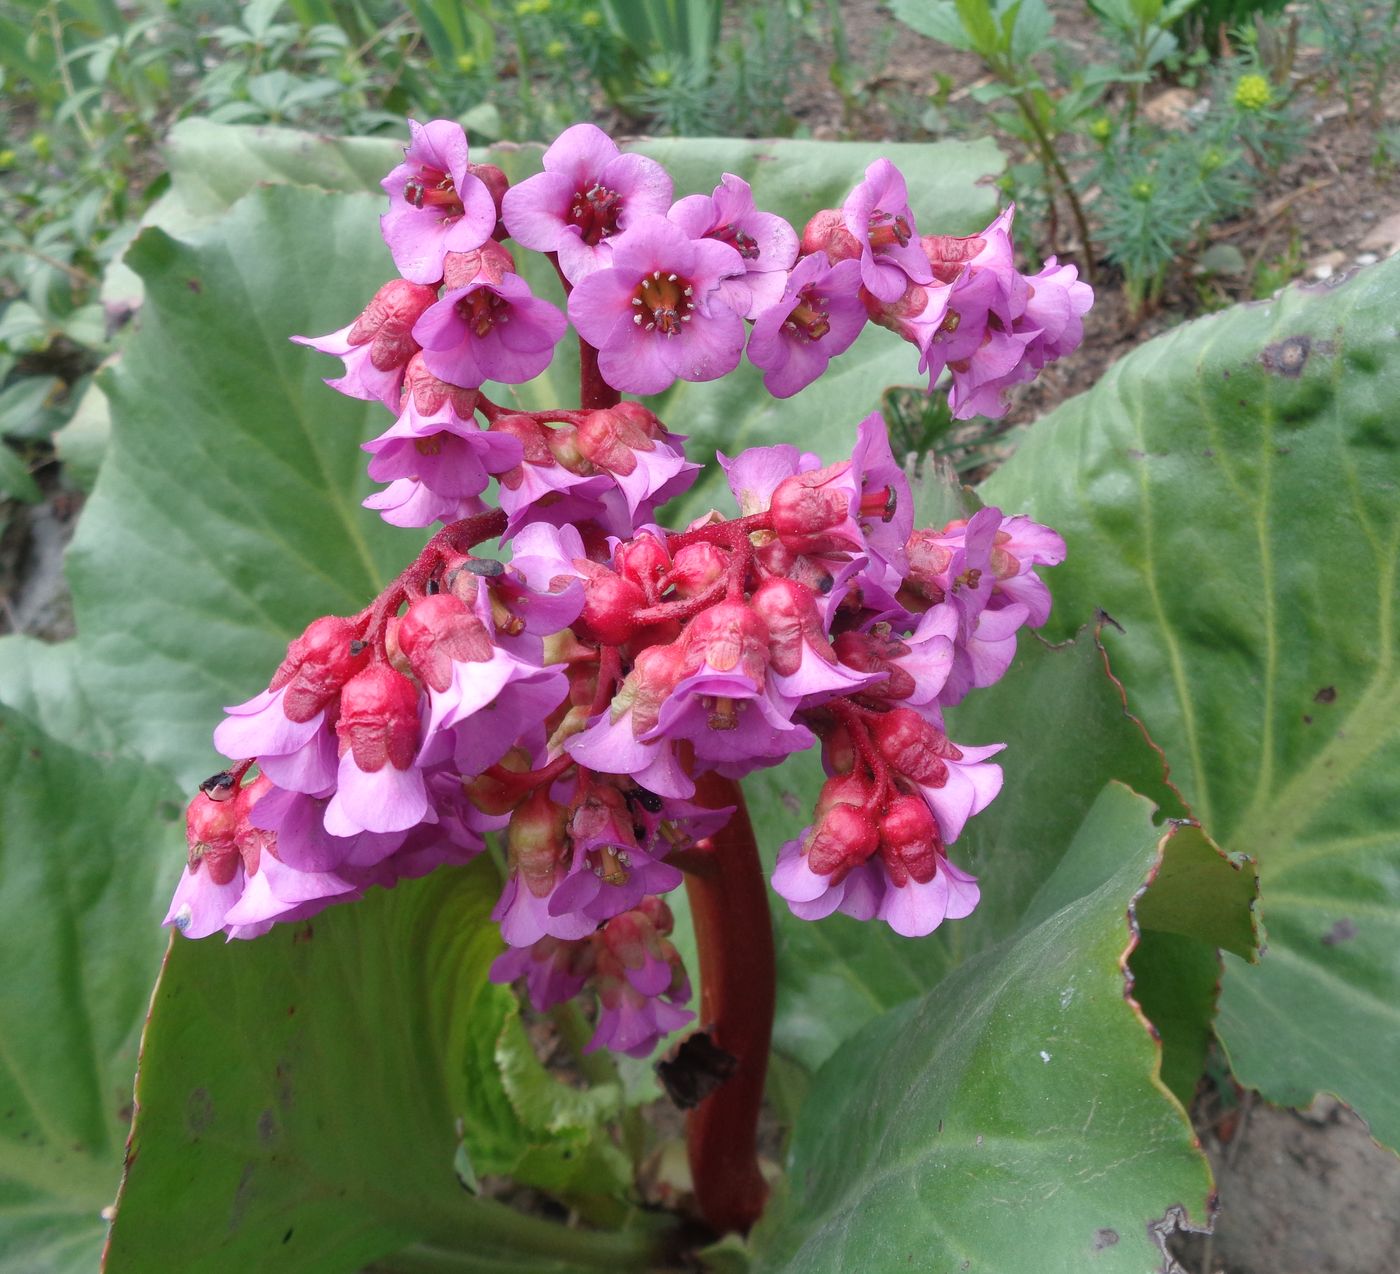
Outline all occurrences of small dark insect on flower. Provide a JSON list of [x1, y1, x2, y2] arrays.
[[198, 771, 237, 801], [627, 786, 665, 813], [656, 1031, 739, 1110]]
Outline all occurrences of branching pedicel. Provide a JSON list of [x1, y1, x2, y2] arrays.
[[166, 117, 1087, 1234]]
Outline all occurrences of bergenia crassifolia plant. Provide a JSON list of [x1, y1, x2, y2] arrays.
[[165, 118, 1090, 1235]]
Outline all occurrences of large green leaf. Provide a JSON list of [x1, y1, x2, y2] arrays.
[[104, 860, 664, 1274], [0, 705, 180, 1274], [981, 258, 1400, 1145], [751, 784, 1215, 1274], [70, 186, 408, 789]]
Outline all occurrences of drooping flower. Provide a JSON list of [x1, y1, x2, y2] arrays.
[[747, 255, 866, 398], [842, 159, 932, 304], [501, 123, 673, 284]]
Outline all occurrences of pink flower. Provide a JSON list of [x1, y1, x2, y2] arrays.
[[919, 207, 1093, 420], [361, 356, 523, 528], [490, 936, 595, 1011], [412, 273, 566, 388], [380, 119, 498, 284], [668, 173, 799, 318], [842, 159, 932, 304], [501, 123, 673, 284], [567, 215, 746, 395], [747, 255, 866, 397]]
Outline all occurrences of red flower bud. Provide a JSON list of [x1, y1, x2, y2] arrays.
[[615, 532, 670, 594], [574, 566, 644, 646], [769, 464, 859, 555], [346, 278, 438, 372], [545, 423, 593, 475], [668, 542, 727, 598], [468, 161, 510, 226], [750, 577, 834, 676], [870, 707, 960, 786], [336, 665, 420, 773], [507, 787, 568, 898], [682, 601, 770, 682], [397, 594, 494, 692], [800, 210, 861, 263], [878, 794, 942, 886], [270, 615, 371, 723]]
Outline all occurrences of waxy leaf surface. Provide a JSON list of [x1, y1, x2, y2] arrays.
[[982, 259, 1400, 1146]]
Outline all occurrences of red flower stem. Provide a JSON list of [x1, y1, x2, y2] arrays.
[[630, 577, 728, 628], [360, 509, 508, 651], [579, 340, 620, 411], [683, 771, 774, 1235], [541, 249, 621, 414], [666, 511, 773, 552]]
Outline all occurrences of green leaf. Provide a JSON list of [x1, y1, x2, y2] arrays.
[[981, 257, 1400, 1145], [0, 440, 40, 503], [751, 785, 1213, 1273], [70, 186, 408, 788], [106, 861, 661, 1273], [0, 705, 181, 1274], [883, 0, 975, 50]]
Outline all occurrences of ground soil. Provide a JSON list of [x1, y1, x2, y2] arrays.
[[4, 5, 1399, 1271]]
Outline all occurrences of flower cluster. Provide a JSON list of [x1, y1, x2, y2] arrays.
[[167, 118, 1080, 1058]]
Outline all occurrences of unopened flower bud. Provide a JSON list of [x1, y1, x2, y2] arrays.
[[397, 594, 494, 691], [615, 532, 670, 594], [346, 279, 439, 372], [574, 567, 644, 646], [507, 787, 568, 898], [750, 577, 834, 676], [270, 615, 371, 722], [668, 542, 727, 598], [801, 209, 861, 263], [682, 601, 769, 682], [467, 161, 510, 227], [870, 707, 960, 786], [878, 794, 942, 886], [336, 665, 420, 773], [492, 413, 554, 486]]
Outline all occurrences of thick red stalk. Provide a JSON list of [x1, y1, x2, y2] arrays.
[[579, 340, 620, 411], [683, 772, 774, 1235]]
